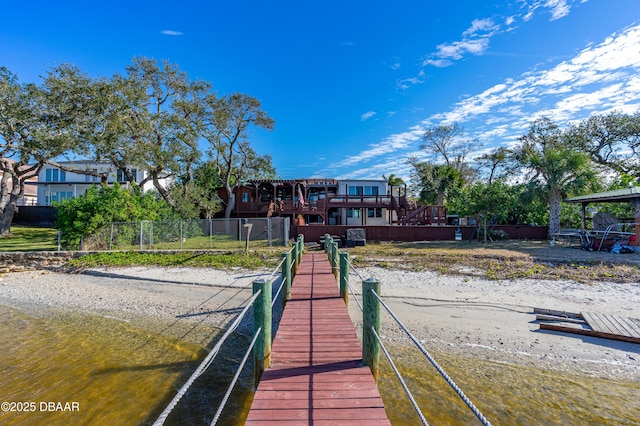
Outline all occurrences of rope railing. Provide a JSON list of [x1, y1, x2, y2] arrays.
[[320, 233, 490, 426], [369, 288, 492, 426], [155, 234, 305, 425], [153, 290, 262, 426], [210, 328, 261, 425], [371, 327, 428, 426]]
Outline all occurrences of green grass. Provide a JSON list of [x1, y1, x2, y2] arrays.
[[0, 226, 58, 252], [65, 250, 281, 270]]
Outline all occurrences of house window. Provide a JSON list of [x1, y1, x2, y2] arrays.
[[117, 169, 137, 183], [45, 168, 66, 182], [85, 169, 99, 182], [242, 193, 249, 203], [348, 185, 378, 196], [348, 186, 363, 196], [368, 208, 382, 218], [347, 208, 360, 218]]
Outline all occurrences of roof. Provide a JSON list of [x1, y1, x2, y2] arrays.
[[564, 187, 640, 203]]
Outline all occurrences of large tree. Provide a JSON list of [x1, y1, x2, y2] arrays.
[[0, 67, 71, 235], [513, 117, 601, 237], [202, 93, 276, 219], [565, 111, 640, 181]]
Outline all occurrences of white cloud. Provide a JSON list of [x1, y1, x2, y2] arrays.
[[330, 23, 640, 179], [544, 0, 571, 21], [361, 111, 377, 121], [161, 30, 184, 36]]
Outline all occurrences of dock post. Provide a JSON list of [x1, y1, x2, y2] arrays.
[[339, 252, 349, 306], [331, 242, 339, 279], [362, 278, 381, 383], [282, 251, 292, 307], [291, 242, 298, 275], [297, 234, 304, 264], [253, 279, 272, 386]]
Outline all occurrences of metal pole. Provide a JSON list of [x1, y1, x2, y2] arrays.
[[339, 252, 349, 306], [57, 229, 61, 252], [363, 278, 381, 382], [209, 218, 213, 249], [180, 220, 183, 249], [253, 279, 272, 385], [109, 223, 114, 251], [139, 221, 143, 250]]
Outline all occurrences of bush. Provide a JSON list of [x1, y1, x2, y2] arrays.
[[54, 184, 178, 249]]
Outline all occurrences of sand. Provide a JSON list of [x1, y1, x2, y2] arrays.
[[1, 264, 639, 381]]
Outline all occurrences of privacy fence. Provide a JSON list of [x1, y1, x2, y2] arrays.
[[76, 217, 290, 251]]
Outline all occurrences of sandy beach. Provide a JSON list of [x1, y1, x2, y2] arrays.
[[1, 263, 639, 382]]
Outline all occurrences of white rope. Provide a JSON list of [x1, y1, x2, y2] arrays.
[[347, 279, 364, 312], [210, 328, 261, 425], [371, 327, 428, 426], [153, 290, 262, 426], [346, 256, 366, 280], [271, 276, 285, 308], [370, 289, 491, 426], [267, 256, 286, 281]]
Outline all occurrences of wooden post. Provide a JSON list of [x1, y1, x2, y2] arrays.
[[331, 241, 339, 279], [282, 251, 292, 307], [298, 233, 304, 264], [291, 242, 298, 274], [362, 278, 381, 383], [253, 279, 272, 385], [297, 234, 304, 264], [339, 252, 349, 306]]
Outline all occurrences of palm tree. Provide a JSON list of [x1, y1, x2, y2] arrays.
[[514, 118, 601, 237]]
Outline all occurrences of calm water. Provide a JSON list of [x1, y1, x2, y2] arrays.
[[1, 304, 639, 425]]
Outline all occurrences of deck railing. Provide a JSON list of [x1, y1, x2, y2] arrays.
[[152, 235, 303, 426], [323, 234, 492, 426], [154, 234, 490, 425]]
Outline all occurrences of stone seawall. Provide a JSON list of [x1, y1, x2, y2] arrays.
[[0, 252, 84, 275]]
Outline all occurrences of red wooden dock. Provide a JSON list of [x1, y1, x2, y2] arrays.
[[246, 252, 391, 425]]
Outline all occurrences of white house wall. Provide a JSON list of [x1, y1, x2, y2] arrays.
[[338, 179, 390, 226], [36, 162, 168, 206]]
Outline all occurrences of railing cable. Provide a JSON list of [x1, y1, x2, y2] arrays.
[[370, 289, 491, 426], [345, 256, 366, 280], [267, 256, 286, 282], [371, 327, 429, 426], [153, 290, 262, 426], [210, 327, 261, 425]]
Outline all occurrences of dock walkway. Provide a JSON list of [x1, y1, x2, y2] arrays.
[[246, 252, 391, 425]]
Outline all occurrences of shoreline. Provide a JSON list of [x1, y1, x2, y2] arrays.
[[1, 265, 639, 381]]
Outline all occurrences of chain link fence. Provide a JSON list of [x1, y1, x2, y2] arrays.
[[72, 217, 290, 251]]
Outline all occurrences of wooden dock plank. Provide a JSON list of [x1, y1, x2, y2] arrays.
[[246, 252, 391, 425], [582, 312, 640, 338]]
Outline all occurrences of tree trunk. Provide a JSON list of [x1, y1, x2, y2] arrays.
[[548, 188, 562, 237], [0, 199, 17, 236], [223, 184, 234, 236]]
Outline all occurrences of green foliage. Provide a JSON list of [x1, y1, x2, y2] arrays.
[[54, 184, 177, 249], [448, 181, 548, 225], [65, 250, 278, 270], [513, 117, 602, 235]]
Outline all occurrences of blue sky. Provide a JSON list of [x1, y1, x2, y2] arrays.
[[2, 1, 640, 181]]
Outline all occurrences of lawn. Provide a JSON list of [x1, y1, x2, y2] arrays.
[[0, 226, 59, 252]]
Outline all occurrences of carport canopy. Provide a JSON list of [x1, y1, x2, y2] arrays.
[[565, 187, 640, 243]]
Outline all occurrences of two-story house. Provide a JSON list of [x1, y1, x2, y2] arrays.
[[35, 160, 171, 205]]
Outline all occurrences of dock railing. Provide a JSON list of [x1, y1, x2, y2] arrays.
[[152, 234, 303, 426], [323, 234, 492, 426], [154, 233, 490, 425]]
